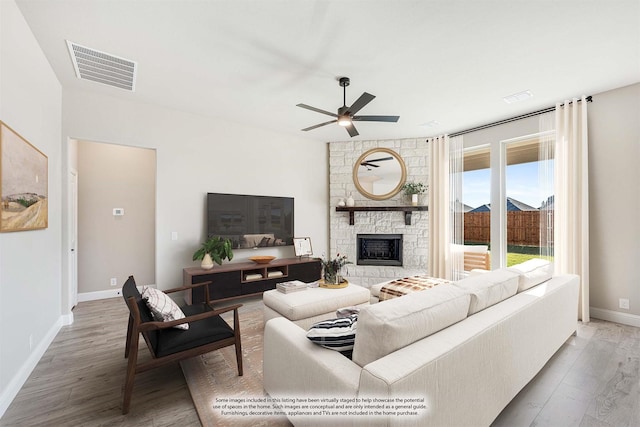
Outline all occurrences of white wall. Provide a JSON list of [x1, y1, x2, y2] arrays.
[[77, 141, 156, 294], [62, 88, 329, 291], [588, 82, 640, 324], [0, 0, 63, 416]]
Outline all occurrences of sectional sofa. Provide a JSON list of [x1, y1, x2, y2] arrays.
[[263, 260, 579, 426]]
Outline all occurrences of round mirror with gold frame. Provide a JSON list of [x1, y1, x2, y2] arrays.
[[353, 148, 407, 200]]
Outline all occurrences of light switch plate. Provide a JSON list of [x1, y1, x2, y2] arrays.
[[113, 208, 124, 216]]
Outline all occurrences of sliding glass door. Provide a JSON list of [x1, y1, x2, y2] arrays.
[[461, 132, 554, 272], [503, 135, 554, 266]]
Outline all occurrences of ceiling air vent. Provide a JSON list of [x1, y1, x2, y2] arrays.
[[66, 40, 137, 91]]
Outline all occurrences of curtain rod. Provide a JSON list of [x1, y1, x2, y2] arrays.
[[448, 95, 592, 138]]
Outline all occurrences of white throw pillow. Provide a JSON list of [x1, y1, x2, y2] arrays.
[[453, 269, 520, 315], [142, 286, 189, 330], [507, 258, 553, 292]]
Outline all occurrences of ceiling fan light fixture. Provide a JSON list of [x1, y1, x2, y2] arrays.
[[337, 115, 352, 126]]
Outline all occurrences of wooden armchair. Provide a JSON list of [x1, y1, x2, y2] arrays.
[[458, 244, 491, 272], [122, 275, 242, 414], [464, 250, 491, 271]]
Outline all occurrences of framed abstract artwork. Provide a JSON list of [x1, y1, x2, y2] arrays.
[[0, 121, 48, 232]]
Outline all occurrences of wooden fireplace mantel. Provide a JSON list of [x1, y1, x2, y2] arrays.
[[335, 206, 428, 226]]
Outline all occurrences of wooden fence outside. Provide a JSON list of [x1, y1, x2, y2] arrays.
[[464, 211, 553, 247]]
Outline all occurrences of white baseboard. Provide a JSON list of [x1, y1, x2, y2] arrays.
[[61, 311, 74, 326], [78, 284, 156, 303], [77, 288, 123, 302], [0, 316, 63, 418], [590, 307, 640, 328]]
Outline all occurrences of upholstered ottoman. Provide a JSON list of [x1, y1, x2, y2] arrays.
[[263, 284, 370, 330]]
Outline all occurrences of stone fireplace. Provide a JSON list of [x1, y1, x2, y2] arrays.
[[329, 138, 429, 288], [357, 234, 403, 266]]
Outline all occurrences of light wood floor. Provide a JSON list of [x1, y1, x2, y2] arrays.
[[1, 297, 638, 427]]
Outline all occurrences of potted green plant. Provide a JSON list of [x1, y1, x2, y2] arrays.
[[402, 181, 427, 206], [320, 253, 352, 286], [193, 236, 234, 270]]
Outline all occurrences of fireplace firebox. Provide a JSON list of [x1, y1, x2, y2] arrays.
[[357, 234, 403, 266]]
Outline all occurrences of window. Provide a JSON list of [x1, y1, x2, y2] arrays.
[[461, 133, 554, 272]]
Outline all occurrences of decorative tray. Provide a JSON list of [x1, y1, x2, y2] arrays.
[[319, 279, 349, 289]]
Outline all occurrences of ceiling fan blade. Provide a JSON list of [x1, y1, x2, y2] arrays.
[[301, 119, 337, 131], [296, 103, 339, 118], [366, 156, 393, 162], [353, 115, 400, 122], [346, 123, 359, 137], [347, 92, 375, 115], [361, 162, 380, 168]]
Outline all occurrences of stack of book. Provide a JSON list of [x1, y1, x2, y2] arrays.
[[276, 280, 308, 294], [267, 270, 284, 278]]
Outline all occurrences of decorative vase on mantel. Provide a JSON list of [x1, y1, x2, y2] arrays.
[[200, 253, 214, 270], [411, 194, 419, 206], [346, 193, 355, 207]]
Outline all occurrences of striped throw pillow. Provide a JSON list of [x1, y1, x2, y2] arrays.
[[306, 315, 357, 357], [142, 286, 189, 330]]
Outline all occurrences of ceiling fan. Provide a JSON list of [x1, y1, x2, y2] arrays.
[[360, 156, 393, 169], [297, 77, 400, 137]]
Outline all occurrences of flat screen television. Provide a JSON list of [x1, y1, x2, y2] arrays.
[[207, 192, 294, 249]]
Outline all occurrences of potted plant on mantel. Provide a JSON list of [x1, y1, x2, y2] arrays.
[[402, 181, 427, 206], [192, 236, 234, 270]]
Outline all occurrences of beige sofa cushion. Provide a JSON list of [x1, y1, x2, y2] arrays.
[[352, 284, 470, 367], [453, 269, 519, 315], [507, 258, 553, 292]]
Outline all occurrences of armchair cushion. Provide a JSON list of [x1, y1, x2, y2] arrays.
[[153, 304, 235, 357], [142, 286, 188, 330]]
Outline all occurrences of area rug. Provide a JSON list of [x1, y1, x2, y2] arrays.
[[180, 297, 292, 427]]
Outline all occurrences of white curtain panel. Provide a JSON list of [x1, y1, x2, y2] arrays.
[[449, 135, 465, 279], [428, 135, 452, 279], [554, 96, 590, 321], [538, 117, 555, 260]]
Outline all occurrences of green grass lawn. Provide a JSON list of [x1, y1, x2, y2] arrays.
[[506, 253, 553, 267]]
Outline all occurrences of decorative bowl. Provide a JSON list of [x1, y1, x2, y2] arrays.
[[249, 256, 276, 264]]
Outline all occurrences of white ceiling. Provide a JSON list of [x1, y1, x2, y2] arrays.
[[15, 0, 640, 142]]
